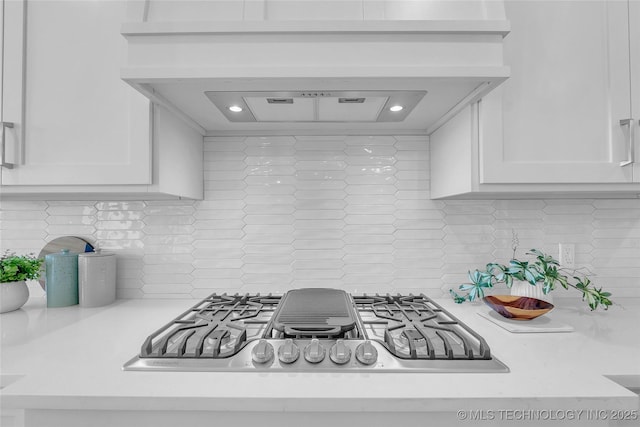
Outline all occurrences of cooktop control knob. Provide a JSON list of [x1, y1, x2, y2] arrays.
[[303, 339, 326, 364], [329, 339, 352, 365], [355, 340, 378, 365], [277, 338, 300, 364], [251, 339, 274, 364]]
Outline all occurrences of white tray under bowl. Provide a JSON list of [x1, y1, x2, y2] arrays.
[[478, 310, 575, 333]]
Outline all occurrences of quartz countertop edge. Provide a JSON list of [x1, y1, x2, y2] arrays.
[[1, 297, 639, 413]]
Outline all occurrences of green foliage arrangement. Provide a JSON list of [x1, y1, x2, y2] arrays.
[[0, 251, 44, 283], [449, 249, 612, 311]]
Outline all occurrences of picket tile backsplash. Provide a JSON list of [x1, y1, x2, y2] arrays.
[[1, 135, 639, 300]]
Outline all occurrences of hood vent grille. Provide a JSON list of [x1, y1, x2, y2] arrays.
[[205, 90, 426, 123], [266, 98, 294, 104], [339, 98, 365, 104]]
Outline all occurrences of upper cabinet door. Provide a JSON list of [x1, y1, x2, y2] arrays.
[[631, 0, 640, 182], [480, 0, 634, 184], [1, 0, 25, 171], [1, 0, 151, 186]]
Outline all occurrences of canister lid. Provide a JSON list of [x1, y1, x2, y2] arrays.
[[78, 249, 114, 257]]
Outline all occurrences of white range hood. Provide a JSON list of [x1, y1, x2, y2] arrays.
[[121, 20, 509, 136]]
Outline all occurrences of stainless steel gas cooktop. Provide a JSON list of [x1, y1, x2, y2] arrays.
[[123, 288, 509, 373]]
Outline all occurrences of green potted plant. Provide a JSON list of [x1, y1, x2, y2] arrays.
[[1, 251, 44, 313], [449, 248, 612, 311]]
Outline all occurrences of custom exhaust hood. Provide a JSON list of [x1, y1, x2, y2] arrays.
[[120, 20, 510, 136]]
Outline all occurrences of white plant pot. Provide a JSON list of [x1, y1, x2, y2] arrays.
[[510, 280, 553, 303], [0, 280, 30, 313]]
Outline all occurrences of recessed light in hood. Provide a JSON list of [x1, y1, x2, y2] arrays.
[[205, 90, 426, 123]]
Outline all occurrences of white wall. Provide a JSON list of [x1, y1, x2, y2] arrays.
[[1, 135, 638, 301]]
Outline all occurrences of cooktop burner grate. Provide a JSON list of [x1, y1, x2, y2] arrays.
[[353, 294, 491, 360], [140, 294, 279, 359]]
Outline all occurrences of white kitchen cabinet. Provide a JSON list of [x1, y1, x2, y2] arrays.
[[0, 0, 203, 200], [431, 0, 640, 198], [631, 0, 640, 181], [1, 0, 24, 172], [0, 101, 204, 200]]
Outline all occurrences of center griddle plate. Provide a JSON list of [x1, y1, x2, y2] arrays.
[[272, 288, 356, 337]]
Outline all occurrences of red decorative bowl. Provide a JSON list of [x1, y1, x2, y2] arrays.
[[483, 295, 554, 320]]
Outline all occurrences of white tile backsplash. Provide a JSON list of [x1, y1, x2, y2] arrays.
[[1, 135, 640, 300]]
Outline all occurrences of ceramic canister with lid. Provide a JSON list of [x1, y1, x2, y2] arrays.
[[45, 249, 79, 307], [78, 249, 116, 307]]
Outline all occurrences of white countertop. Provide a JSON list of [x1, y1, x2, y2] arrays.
[[1, 295, 639, 423]]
